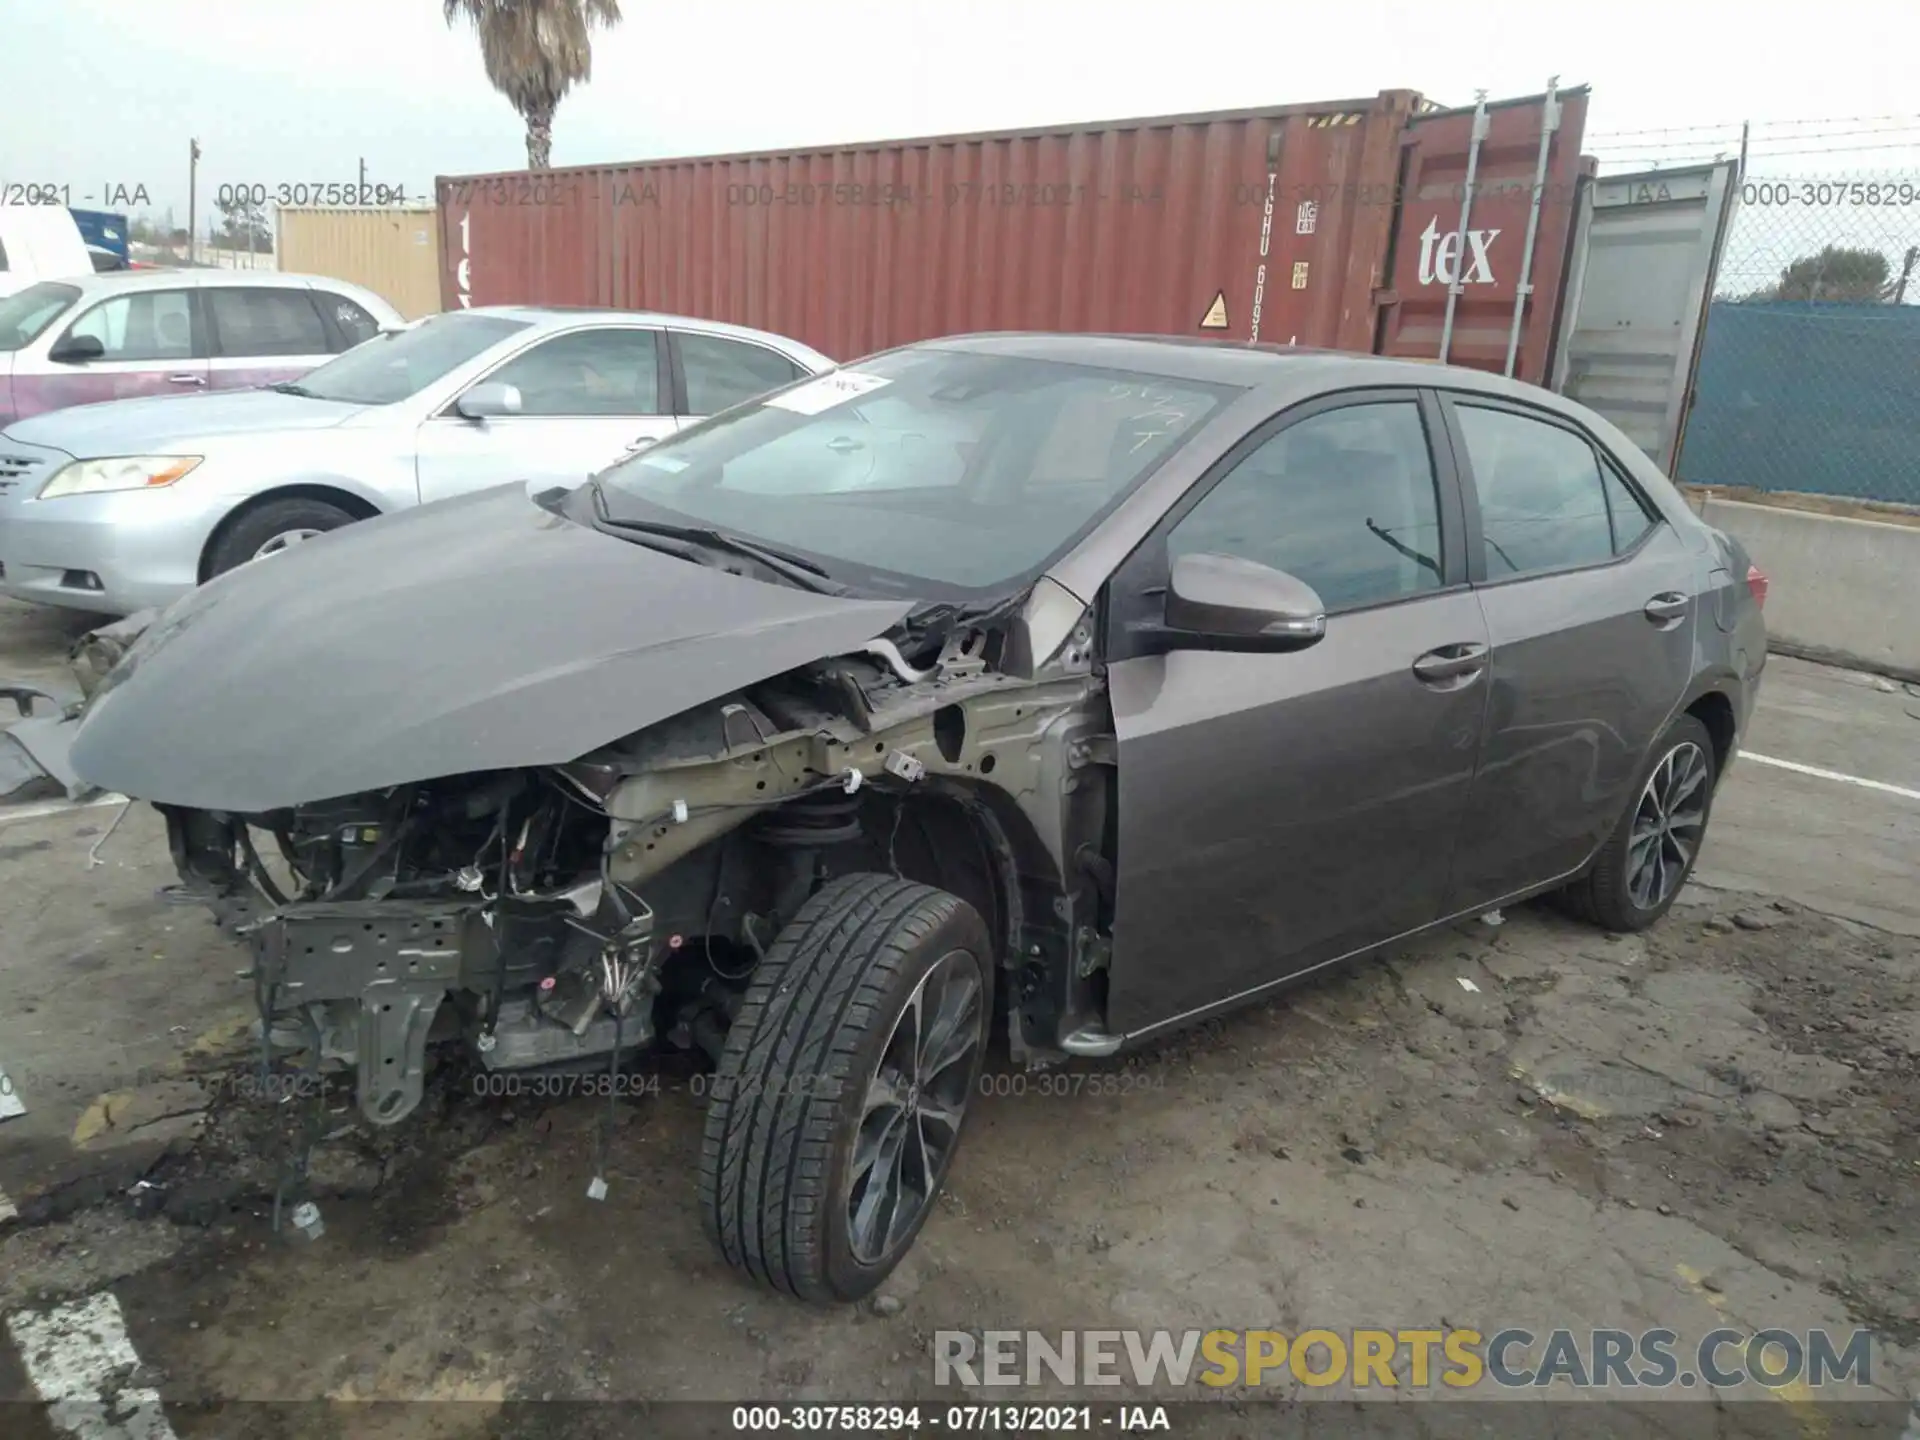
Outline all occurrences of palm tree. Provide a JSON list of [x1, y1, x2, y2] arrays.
[[444, 0, 623, 171]]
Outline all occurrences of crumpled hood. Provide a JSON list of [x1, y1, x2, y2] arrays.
[[2, 387, 364, 454], [68, 484, 913, 811]]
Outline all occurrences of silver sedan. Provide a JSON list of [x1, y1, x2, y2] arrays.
[[0, 307, 833, 615]]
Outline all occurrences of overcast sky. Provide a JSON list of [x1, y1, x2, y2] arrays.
[[8, 0, 1918, 227]]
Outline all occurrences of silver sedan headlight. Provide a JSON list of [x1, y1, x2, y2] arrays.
[[37, 455, 204, 500]]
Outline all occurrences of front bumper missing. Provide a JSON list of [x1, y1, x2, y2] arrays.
[[250, 900, 481, 1125], [231, 886, 648, 1127]]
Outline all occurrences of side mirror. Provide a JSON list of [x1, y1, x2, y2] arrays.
[[49, 334, 106, 364], [1151, 552, 1327, 653], [455, 381, 522, 420]]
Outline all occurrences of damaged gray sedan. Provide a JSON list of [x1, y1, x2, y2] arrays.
[[3, 335, 1767, 1302]]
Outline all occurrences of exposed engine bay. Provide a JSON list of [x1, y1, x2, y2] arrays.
[[154, 608, 1119, 1126]]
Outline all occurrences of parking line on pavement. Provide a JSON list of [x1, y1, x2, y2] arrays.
[[7, 1292, 177, 1439], [0, 792, 128, 827], [1742, 752, 1920, 802]]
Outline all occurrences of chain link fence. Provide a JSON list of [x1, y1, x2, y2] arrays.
[[1676, 171, 1920, 507]]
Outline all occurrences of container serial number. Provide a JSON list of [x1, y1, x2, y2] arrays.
[[1742, 180, 1920, 207]]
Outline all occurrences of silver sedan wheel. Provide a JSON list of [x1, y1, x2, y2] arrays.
[[251, 527, 322, 561], [846, 948, 985, 1266], [1628, 740, 1709, 909]]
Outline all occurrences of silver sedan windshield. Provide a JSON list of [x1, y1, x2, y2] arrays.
[[293, 312, 531, 404]]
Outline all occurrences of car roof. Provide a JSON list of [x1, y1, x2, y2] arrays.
[[462, 304, 826, 354], [37, 268, 370, 296], [912, 331, 1567, 408]]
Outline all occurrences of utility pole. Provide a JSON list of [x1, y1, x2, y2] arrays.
[[359, 156, 367, 198], [188, 138, 201, 264]]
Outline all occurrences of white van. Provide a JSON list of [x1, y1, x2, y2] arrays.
[[0, 206, 92, 299]]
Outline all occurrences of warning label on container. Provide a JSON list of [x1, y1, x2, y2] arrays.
[[1291, 262, 1310, 290], [1198, 292, 1229, 330]]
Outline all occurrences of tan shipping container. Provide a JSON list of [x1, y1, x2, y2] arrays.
[[276, 206, 443, 319]]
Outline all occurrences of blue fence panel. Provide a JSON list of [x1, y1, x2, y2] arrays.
[[1677, 300, 1920, 505]]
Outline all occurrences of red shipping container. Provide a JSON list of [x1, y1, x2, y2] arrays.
[[1375, 87, 1593, 384], [436, 84, 1589, 384]]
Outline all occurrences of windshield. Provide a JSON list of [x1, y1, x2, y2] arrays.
[[0, 282, 81, 353], [597, 348, 1237, 595], [292, 312, 531, 404]]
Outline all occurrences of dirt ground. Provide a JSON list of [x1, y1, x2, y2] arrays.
[[2, 597, 1917, 1438]]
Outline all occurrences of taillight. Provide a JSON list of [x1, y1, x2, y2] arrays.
[[1746, 563, 1769, 608]]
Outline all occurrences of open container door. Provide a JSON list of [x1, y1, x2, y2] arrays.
[[1549, 160, 1742, 474]]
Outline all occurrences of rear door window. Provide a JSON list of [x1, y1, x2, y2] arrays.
[[1453, 403, 1615, 578], [1600, 461, 1658, 553], [64, 290, 196, 362], [208, 287, 331, 358], [676, 333, 806, 414], [317, 292, 381, 350]]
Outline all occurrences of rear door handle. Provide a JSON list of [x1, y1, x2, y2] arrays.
[[1644, 591, 1690, 624], [165, 373, 206, 387], [1411, 641, 1490, 685]]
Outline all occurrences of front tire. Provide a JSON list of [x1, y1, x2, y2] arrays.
[[206, 497, 357, 578], [699, 874, 993, 1303], [1559, 713, 1718, 932]]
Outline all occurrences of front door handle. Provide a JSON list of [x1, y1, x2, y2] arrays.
[[1644, 591, 1689, 624], [165, 373, 206, 387], [1411, 641, 1490, 685]]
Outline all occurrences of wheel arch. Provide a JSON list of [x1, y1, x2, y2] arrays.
[[878, 778, 1068, 965], [865, 779, 1077, 1057], [1683, 687, 1738, 778], [198, 483, 383, 581]]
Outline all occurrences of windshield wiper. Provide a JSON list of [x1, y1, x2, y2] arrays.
[[589, 492, 847, 595], [266, 381, 317, 397]]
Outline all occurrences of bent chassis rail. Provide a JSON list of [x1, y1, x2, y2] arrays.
[[152, 626, 1117, 1125]]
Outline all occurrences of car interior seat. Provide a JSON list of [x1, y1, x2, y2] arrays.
[[156, 308, 191, 356]]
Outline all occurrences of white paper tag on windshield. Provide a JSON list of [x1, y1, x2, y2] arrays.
[[764, 370, 891, 415]]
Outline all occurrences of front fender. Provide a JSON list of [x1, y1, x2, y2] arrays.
[[0, 711, 95, 802]]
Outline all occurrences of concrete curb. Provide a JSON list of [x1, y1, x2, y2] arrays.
[[1697, 497, 1920, 682]]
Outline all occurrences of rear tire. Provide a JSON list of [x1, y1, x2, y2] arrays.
[[206, 497, 356, 578], [1558, 713, 1718, 932], [698, 873, 993, 1303]]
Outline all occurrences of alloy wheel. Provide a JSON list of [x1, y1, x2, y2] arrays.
[[252, 527, 322, 560], [846, 948, 985, 1265], [1627, 741, 1709, 910]]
